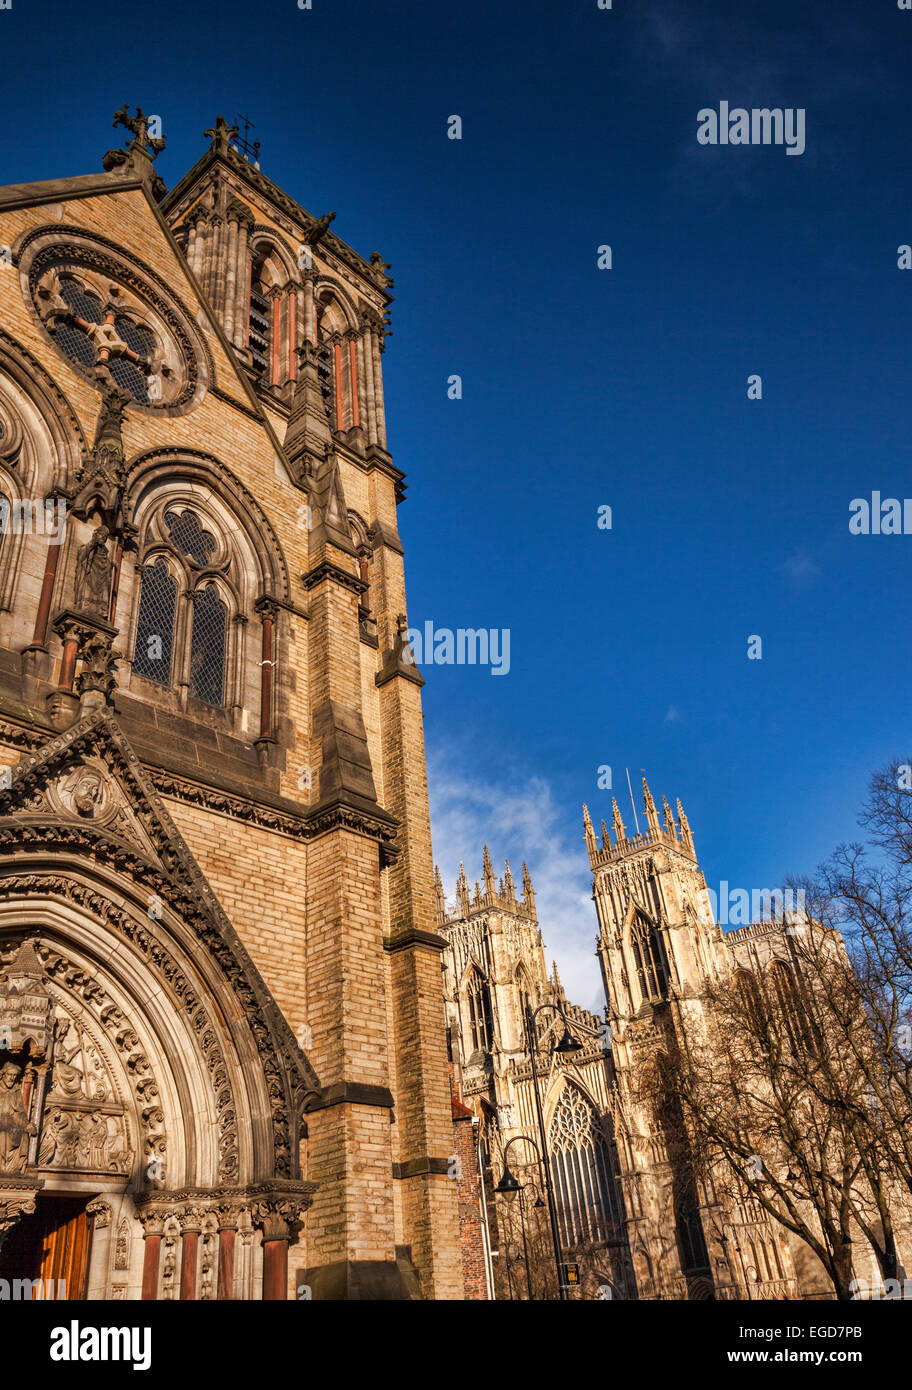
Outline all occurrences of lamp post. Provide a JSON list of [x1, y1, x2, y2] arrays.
[[523, 999, 582, 1302], [496, 1133, 546, 1300]]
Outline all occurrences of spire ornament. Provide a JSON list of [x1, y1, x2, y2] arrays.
[[103, 106, 167, 199]]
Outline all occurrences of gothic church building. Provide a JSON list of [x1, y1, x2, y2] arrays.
[[0, 111, 463, 1299]]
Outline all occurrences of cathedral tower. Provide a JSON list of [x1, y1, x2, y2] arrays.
[[588, 781, 795, 1299], [439, 852, 635, 1299]]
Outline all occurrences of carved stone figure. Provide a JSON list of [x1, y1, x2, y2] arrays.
[[73, 524, 112, 616], [0, 1062, 35, 1172], [38, 1106, 80, 1168], [82, 1112, 110, 1168]]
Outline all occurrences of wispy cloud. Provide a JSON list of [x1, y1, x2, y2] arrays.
[[427, 752, 605, 1014], [664, 705, 682, 724], [776, 550, 821, 585]]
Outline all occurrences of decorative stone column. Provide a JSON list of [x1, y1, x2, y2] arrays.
[[47, 611, 116, 728], [209, 214, 225, 314], [346, 332, 360, 430], [223, 207, 241, 342], [371, 318, 387, 449], [270, 290, 282, 387], [186, 207, 206, 277], [253, 1201, 294, 1301], [179, 1207, 202, 1300], [358, 327, 376, 444], [250, 1189, 314, 1301], [254, 596, 278, 744], [138, 1210, 165, 1301], [302, 270, 316, 345], [216, 1203, 238, 1300], [235, 209, 254, 349]]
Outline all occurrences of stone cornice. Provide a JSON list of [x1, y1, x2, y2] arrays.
[[149, 768, 398, 857], [304, 1081, 395, 1113], [300, 561, 367, 595]]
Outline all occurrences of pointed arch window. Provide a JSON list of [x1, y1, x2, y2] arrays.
[[189, 583, 228, 707], [249, 278, 272, 378], [735, 969, 766, 1037], [466, 970, 494, 1054], [515, 966, 532, 1033], [631, 914, 669, 1002], [132, 558, 177, 686], [132, 510, 228, 709], [769, 961, 818, 1055], [549, 1085, 623, 1247]]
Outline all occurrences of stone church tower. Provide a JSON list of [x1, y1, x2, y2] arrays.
[[439, 851, 636, 1299], [0, 110, 461, 1299], [589, 780, 798, 1299]]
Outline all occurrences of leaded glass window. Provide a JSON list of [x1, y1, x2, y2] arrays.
[[189, 582, 227, 706], [52, 320, 96, 368], [108, 357, 149, 403], [132, 558, 176, 685], [58, 278, 103, 323], [165, 510, 215, 566], [114, 315, 155, 359], [549, 1085, 623, 1247], [632, 914, 669, 1001]]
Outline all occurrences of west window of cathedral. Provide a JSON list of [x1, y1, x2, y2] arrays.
[[548, 1084, 623, 1247], [768, 961, 819, 1057]]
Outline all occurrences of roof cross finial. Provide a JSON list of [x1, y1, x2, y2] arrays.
[[234, 112, 261, 165]]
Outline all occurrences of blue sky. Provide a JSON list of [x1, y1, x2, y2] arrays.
[[2, 0, 909, 1006]]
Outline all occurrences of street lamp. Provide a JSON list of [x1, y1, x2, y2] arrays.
[[523, 999, 582, 1302], [496, 1133, 545, 1300]]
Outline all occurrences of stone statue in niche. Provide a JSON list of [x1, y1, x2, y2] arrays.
[[0, 1061, 36, 1172], [73, 524, 113, 617]]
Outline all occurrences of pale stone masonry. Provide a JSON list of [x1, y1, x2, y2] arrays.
[[0, 112, 461, 1299], [441, 780, 898, 1300]]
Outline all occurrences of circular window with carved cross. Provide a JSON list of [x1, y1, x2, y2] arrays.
[[18, 230, 212, 415]]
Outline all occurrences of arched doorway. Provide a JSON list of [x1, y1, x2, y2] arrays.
[[0, 1192, 92, 1299]]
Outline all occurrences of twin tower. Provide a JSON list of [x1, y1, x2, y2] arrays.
[[440, 778, 800, 1300]]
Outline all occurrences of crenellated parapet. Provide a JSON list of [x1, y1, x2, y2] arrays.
[[583, 778, 697, 871], [436, 848, 538, 927]]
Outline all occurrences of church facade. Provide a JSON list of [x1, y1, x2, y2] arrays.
[[0, 111, 463, 1299], [440, 783, 870, 1300]]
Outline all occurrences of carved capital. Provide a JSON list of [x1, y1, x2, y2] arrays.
[[0, 1177, 43, 1251], [86, 1198, 112, 1228]]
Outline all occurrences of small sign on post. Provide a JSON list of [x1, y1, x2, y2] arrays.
[[564, 1262, 580, 1287]]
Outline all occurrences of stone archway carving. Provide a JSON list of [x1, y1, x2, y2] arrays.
[[0, 708, 320, 1297]]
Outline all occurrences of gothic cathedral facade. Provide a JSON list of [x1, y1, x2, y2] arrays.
[[442, 782, 813, 1301], [0, 112, 463, 1299]]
